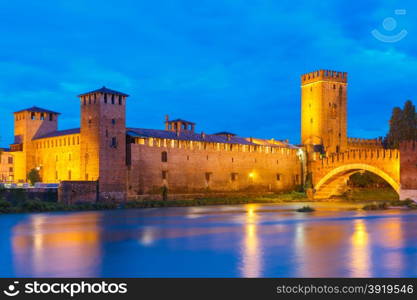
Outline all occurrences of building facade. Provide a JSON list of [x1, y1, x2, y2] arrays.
[[1, 70, 414, 201], [3, 87, 302, 200]]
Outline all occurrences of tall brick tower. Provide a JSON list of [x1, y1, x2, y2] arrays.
[[78, 87, 129, 201], [301, 70, 348, 154], [12, 107, 59, 181]]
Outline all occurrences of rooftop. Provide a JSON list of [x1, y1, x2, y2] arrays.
[[166, 119, 196, 125], [127, 128, 255, 145], [78, 86, 129, 97], [33, 128, 80, 140], [14, 106, 60, 115]]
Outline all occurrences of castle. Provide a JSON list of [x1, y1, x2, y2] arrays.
[[0, 70, 416, 201]]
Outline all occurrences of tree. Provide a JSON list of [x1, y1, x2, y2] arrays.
[[385, 100, 417, 148], [27, 168, 41, 185]]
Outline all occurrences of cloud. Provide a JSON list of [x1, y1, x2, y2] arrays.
[[0, 0, 416, 146]]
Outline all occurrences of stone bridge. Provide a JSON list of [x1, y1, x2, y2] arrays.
[[309, 149, 400, 199]]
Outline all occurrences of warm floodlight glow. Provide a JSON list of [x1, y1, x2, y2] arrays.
[[248, 172, 255, 178]]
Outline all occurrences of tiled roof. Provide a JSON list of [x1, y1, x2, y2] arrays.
[[127, 128, 255, 145], [167, 119, 195, 125], [78, 86, 129, 97], [14, 106, 60, 114], [33, 128, 80, 140], [213, 132, 236, 136]]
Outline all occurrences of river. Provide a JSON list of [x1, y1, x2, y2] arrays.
[[0, 202, 416, 277]]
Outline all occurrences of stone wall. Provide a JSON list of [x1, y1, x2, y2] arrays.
[[400, 141, 417, 200], [127, 142, 302, 196], [32, 134, 81, 183], [58, 181, 97, 204]]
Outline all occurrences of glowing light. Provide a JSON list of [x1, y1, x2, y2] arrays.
[[248, 172, 255, 178]]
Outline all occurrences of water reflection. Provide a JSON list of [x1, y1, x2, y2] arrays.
[[12, 212, 102, 277], [240, 205, 263, 277], [2, 205, 417, 277], [350, 219, 371, 277]]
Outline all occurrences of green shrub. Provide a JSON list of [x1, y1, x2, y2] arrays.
[[296, 206, 315, 212]]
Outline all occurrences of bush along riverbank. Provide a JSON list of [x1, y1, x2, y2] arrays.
[[0, 199, 117, 214], [125, 192, 308, 208], [0, 191, 308, 214], [362, 199, 417, 211]]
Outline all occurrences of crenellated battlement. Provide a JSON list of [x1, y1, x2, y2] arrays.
[[347, 137, 384, 149], [301, 69, 347, 85], [310, 148, 400, 166]]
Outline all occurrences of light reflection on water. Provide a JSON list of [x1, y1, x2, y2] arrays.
[[1, 203, 417, 277]]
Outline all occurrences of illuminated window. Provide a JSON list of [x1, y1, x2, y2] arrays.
[[161, 151, 168, 162]]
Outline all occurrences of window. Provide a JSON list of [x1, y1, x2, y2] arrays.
[[40, 113, 45, 120], [49, 113, 53, 121], [8, 157, 13, 164], [9, 167, 13, 173], [104, 93, 107, 103], [88, 95, 91, 104], [111, 94, 115, 104], [83, 98, 86, 105], [111, 119, 116, 125], [94, 94, 97, 103], [68, 170, 72, 180], [111, 137, 117, 148], [119, 96, 123, 105], [55, 171, 58, 180], [276, 174, 281, 181], [205, 172, 212, 183], [161, 151, 168, 162], [31, 112, 36, 120], [231, 173, 238, 181], [162, 171, 167, 180]]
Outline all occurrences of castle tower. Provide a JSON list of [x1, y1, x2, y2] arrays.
[[301, 70, 348, 154], [78, 87, 129, 201], [12, 107, 59, 181]]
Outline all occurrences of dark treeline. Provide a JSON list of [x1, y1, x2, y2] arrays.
[[384, 100, 417, 148]]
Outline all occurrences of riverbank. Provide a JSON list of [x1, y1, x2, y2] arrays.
[[0, 188, 412, 214]]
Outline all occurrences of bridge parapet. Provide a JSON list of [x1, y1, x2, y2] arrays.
[[309, 148, 400, 199], [310, 148, 399, 166]]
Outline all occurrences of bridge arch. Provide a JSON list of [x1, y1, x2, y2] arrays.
[[314, 163, 400, 199]]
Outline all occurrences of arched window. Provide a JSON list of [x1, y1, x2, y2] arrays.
[[161, 151, 168, 162]]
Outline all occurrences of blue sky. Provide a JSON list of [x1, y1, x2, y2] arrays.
[[0, 0, 416, 146]]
